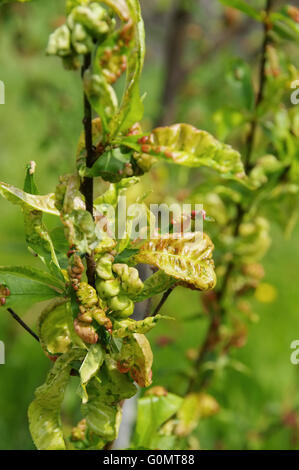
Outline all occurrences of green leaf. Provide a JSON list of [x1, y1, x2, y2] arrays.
[[84, 148, 131, 182], [79, 344, 105, 403], [0, 266, 64, 290], [218, 0, 262, 21], [227, 58, 255, 111], [0, 182, 59, 216], [271, 12, 299, 41], [119, 333, 153, 387], [38, 299, 74, 356], [23, 162, 39, 195], [133, 393, 183, 449], [109, 0, 145, 136], [83, 71, 118, 133], [82, 357, 136, 440], [0, 181, 63, 277], [140, 124, 246, 180], [28, 349, 85, 450], [134, 232, 216, 291], [55, 174, 97, 253], [0, 272, 63, 311], [131, 270, 176, 302]]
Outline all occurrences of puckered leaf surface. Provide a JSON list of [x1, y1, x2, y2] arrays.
[[38, 299, 73, 356], [143, 124, 245, 180], [0, 182, 59, 215], [134, 232, 216, 291]]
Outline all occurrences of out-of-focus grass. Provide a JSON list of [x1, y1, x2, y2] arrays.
[[0, 1, 298, 450]]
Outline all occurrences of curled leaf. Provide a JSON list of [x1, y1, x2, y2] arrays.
[[28, 349, 85, 450], [38, 299, 73, 356], [0, 182, 59, 215], [79, 343, 105, 403], [134, 232, 216, 291], [109, 0, 145, 136], [119, 333, 153, 387], [113, 314, 169, 338], [138, 124, 245, 180]]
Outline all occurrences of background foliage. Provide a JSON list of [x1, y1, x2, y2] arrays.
[[0, 0, 299, 450]]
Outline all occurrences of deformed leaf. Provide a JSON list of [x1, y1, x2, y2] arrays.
[[139, 124, 245, 180], [119, 333, 153, 387], [0, 181, 63, 278], [101, 0, 130, 21], [55, 174, 97, 253], [82, 357, 136, 440], [0, 182, 59, 215], [79, 343, 105, 403], [109, 0, 145, 136], [134, 232, 216, 291], [113, 314, 169, 338], [28, 349, 85, 450], [38, 299, 73, 356]]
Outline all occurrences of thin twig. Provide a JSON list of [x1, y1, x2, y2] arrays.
[[80, 53, 96, 287], [7, 308, 39, 343], [244, 0, 273, 172], [149, 287, 174, 318], [155, 0, 191, 126]]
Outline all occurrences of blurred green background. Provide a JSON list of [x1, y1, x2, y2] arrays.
[[0, 0, 298, 450]]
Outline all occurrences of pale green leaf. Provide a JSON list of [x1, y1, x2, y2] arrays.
[[38, 299, 74, 356], [133, 393, 183, 448], [0, 182, 59, 215], [79, 343, 105, 403], [28, 349, 85, 450], [82, 357, 136, 440], [113, 314, 170, 338]]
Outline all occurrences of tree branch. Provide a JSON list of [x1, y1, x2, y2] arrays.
[[155, 0, 191, 127], [186, 0, 274, 394], [150, 287, 174, 318], [244, 0, 273, 172], [81, 53, 96, 287], [7, 308, 39, 343]]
